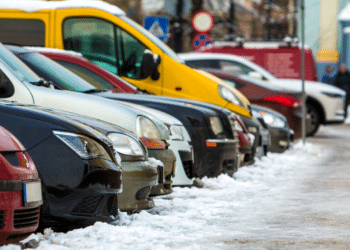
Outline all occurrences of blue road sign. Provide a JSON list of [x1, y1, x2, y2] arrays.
[[144, 16, 169, 42]]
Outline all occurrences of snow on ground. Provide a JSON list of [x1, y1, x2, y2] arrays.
[[2, 141, 325, 250]]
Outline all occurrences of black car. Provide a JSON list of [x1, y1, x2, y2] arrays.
[[251, 104, 292, 153], [10, 46, 239, 178], [0, 101, 123, 232]]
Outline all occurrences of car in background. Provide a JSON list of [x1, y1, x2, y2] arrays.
[[15, 47, 239, 179], [196, 39, 318, 81], [0, 101, 123, 232], [251, 104, 292, 153], [179, 52, 346, 136], [0, 126, 42, 244], [0, 43, 175, 196], [202, 69, 306, 139]]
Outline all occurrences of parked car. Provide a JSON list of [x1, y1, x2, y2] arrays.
[[0, 100, 123, 232], [179, 52, 346, 136], [14, 103, 163, 214], [233, 116, 253, 167], [0, 126, 42, 244], [12, 47, 239, 179], [0, 0, 252, 119], [202, 69, 308, 139], [251, 104, 292, 153], [196, 39, 318, 81], [0, 43, 175, 196]]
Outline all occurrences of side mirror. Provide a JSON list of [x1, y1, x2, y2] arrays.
[[248, 71, 264, 80], [140, 50, 156, 79], [151, 54, 161, 81]]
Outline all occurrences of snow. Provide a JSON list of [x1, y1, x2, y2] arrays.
[[1, 141, 326, 249], [0, 0, 125, 15], [148, 157, 164, 167]]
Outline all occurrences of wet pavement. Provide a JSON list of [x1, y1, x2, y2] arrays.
[[225, 124, 350, 250]]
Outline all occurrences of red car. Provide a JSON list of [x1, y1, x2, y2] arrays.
[[0, 126, 42, 245], [197, 41, 318, 81], [203, 69, 308, 139]]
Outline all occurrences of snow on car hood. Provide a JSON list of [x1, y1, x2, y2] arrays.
[[267, 79, 346, 96]]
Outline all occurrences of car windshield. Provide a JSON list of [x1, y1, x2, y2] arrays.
[[120, 16, 185, 64], [17, 52, 99, 92], [238, 74, 286, 91], [0, 44, 42, 83]]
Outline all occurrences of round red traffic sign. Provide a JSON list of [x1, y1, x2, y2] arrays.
[[191, 11, 214, 33], [192, 33, 212, 51]]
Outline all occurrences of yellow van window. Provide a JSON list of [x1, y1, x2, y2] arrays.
[[63, 18, 117, 74], [115, 27, 147, 79], [63, 17, 148, 79], [0, 19, 45, 46]]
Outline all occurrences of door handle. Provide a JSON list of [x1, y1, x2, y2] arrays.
[[175, 87, 182, 91]]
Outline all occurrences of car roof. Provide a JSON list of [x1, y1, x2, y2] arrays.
[[25, 47, 84, 58], [0, 0, 125, 16]]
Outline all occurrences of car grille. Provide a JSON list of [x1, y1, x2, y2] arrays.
[[71, 195, 104, 215], [110, 195, 118, 217], [0, 210, 5, 230], [7, 232, 32, 241], [13, 207, 39, 228]]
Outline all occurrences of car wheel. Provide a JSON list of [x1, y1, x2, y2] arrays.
[[307, 103, 320, 136]]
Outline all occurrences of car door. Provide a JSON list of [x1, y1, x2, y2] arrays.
[[0, 61, 34, 104]]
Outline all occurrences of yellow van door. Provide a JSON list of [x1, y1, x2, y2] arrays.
[[0, 11, 51, 47], [54, 9, 164, 95]]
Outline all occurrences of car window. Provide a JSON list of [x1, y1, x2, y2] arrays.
[[115, 27, 147, 79], [63, 18, 118, 74], [223, 79, 245, 90], [219, 60, 254, 75], [185, 59, 220, 69], [17, 52, 96, 92], [56, 60, 115, 90], [63, 17, 149, 79], [0, 19, 45, 46], [0, 69, 15, 98]]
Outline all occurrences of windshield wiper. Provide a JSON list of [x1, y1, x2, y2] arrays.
[[136, 88, 154, 95], [82, 89, 109, 93]]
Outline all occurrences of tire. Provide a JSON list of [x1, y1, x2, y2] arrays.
[[307, 103, 320, 136]]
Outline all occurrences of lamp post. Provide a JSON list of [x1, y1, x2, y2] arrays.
[[300, 0, 306, 144]]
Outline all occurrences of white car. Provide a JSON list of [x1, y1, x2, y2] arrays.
[[179, 52, 346, 135]]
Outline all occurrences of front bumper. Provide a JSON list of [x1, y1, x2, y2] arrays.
[[268, 126, 292, 153], [204, 139, 239, 177], [0, 180, 41, 245], [168, 140, 194, 187], [148, 149, 176, 196], [119, 161, 158, 213]]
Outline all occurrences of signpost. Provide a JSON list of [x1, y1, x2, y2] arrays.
[[144, 16, 169, 42], [191, 10, 214, 51], [192, 33, 212, 51]]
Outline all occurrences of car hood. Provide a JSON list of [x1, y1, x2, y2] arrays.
[[117, 101, 183, 127], [268, 79, 346, 95]]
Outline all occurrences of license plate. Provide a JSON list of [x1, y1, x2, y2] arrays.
[[23, 181, 43, 206]]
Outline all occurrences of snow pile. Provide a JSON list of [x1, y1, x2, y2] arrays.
[[1, 141, 325, 250]]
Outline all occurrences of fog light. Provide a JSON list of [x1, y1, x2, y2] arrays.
[[135, 186, 151, 200]]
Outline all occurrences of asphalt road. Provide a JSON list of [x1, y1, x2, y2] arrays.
[[227, 124, 350, 250]]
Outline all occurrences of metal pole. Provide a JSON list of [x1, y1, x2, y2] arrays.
[[229, 0, 235, 36], [301, 0, 306, 144], [174, 0, 183, 53], [266, 0, 272, 40]]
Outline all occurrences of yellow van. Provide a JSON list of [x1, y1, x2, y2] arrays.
[[0, 0, 251, 118]]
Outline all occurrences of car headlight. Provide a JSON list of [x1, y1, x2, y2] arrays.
[[53, 131, 112, 161], [107, 133, 145, 159], [218, 85, 240, 105], [209, 116, 224, 135], [169, 125, 184, 141], [136, 116, 161, 140], [259, 111, 286, 128]]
